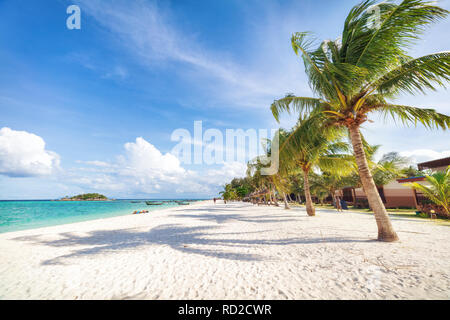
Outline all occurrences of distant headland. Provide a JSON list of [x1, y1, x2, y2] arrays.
[[57, 193, 110, 201]]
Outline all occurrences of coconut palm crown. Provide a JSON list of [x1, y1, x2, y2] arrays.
[[271, 0, 450, 241], [279, 114, 355, 216]]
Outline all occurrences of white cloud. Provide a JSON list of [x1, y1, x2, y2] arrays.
[[70, 136, 248, 196], [399, 149, 450, 165], [76, 160, 111, 167], [119, 136, 185, 179], [0, 127, 60, 177], [201, 161, 248, 186], [70, 137, 187, 195]]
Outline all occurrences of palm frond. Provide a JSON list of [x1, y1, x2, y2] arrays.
[[407, 166, 450, 213], [374, 51, 450, 95], [291, 32, 343, 102], [317, 155, 356, 176], [350, 0, 448, 76], [377, 104, 450, 129], [271, 95, 324, 122]]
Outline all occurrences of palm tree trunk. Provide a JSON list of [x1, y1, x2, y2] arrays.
[[297, 193, 301, 204], [272, 190, 279, 206], [302, 168, 315, 216], [348, 125, 399, 242], [282, 192, 291, 209]]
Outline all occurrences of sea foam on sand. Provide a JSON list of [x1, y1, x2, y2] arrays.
[[0, 200, 449, 299]]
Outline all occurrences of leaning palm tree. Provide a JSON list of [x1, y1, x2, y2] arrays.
[[268, 129, 297, 209], [248, 129, 290, 207], [309, 174, 331, 206], [246, 148, 276, 205], [271, 0, 450, 241], [407, 166, 450, 216], [280, 114, 354, 216], [219, 183, 237, 201], [312, 170, 357, 207]]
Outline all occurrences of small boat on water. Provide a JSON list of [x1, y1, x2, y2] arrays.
[[146, 201, 164, 205], [176, 201, 190, 205]]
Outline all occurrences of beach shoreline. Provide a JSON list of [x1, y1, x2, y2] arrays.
[[1, 200, 449, 299], [0, 199, 207, 234]]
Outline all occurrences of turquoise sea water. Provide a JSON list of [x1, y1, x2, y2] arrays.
[[0, 200, 200, 233]]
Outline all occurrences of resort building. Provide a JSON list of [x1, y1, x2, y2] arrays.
[[336, 157, 450, 209], [417, 156, 450, 172]]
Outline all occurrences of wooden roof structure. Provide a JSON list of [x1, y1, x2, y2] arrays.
[[417, 157, 450, 170]]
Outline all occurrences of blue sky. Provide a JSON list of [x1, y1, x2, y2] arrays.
[[0, 0, 449, 199]]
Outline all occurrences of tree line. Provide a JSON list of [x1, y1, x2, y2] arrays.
[[220, 0, 450, 242]]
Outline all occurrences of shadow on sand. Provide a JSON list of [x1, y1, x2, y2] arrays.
[[169, 212, 300, 224], [170, 203, 305, 224], [13, 220, 374, 266]]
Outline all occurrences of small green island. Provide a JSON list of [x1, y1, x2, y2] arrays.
[[58, 193, 109, 201]]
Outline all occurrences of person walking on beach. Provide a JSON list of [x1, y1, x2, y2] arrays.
[[213, 197, 216, 204], [335, 196, 343, 212]]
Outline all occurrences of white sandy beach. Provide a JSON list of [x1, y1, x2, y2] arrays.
[[0, 200, 449, 299]]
